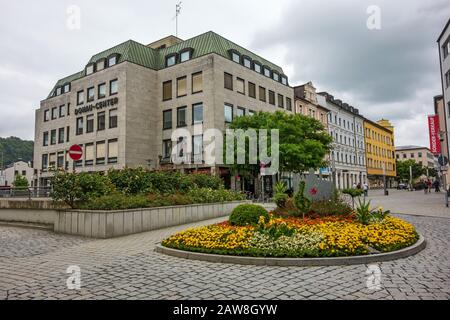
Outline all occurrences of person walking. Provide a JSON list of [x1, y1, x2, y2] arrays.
[[433, 180, 440, 193], [363, 182, 369, 197]]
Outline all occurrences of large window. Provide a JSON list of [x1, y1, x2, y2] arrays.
[[110, 79, 118, 95], [163, 109, 172, 130], [87, 87, 95, 102], [248, 82, 256, 98], [98, 83, 106, 99], [163, 140, 172, 160], [50, 130, 56, 145], [43, 132, 49, 146], [109, 109, 118, 128], [108, 139, 118, 164], [269, 91, 275, 105], [192, 103, 203, 124], [77, 90, 84, 105], [163, 80, 172, 101], [278, 94, 284, 108], [237, 107, 245, 117], [177, 76, 187, 97], [236, 78, 245, 94], [51, 107, 58, 120], [177, 106, 187, 127], [259, 86, 266, 102], [58, 128, 65, 144], [192, 72, 203, 93], [59, 105, 66, 118], [85, 143, 94, 166], [286, 97, 292, 111], [97, 112, 106, 131], [96, 141, 106, 165], [224, 104, 233, 123], [192, 135, 203, 163], [224, 72, 233, 90], [86, 115, 94, 133], [76, 117, 84, 135]]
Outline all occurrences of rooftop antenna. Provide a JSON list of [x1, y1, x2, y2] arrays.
[[173, 2, 182, 38]]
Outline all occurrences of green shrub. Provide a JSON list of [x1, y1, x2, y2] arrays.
[[77, 193, 150, 210], [293, 181, 311, 219], [188, 174, 223, 190], [12, 175, 28, 188], [187, 187, 245, 204], [229, 204, 269, 226], [273, 181, 288, 208], [309, 199, 353, 217]]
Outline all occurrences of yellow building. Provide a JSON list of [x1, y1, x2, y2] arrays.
[[364, 119, 397, 188]]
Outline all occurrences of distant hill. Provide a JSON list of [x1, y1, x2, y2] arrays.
[[0, 137, 34, 168]]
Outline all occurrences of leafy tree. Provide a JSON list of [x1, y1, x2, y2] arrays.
[[227, 111, 332, 178], [12, 175, 29, 188], [396, 160, 425, 182], [0, 136, 34, 167]]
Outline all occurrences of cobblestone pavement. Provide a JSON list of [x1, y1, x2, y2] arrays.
[[1, 211, 449, 300], [367, 189, 450, 218]]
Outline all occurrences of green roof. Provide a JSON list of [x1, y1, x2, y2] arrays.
[[47, 31, 286, 98]]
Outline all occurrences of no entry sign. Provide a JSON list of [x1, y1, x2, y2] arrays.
[[68, 145, 83, 161]]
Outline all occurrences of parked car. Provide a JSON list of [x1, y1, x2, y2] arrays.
[[397, 183, 408, 190]]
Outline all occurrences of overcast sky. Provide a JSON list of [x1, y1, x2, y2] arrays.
[[0, 0, 449, 147]]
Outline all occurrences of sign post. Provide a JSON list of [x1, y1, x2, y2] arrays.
[[68, 145, 83, 173]]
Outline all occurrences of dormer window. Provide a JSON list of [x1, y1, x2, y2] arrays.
[[243, 56, 252, 69], [180, 48, 193, 62], [96, 58, 106, 71], [232, 52, 240, 64], [281, 76, 288, 86], [272, 72, 279, 82], [63, 83, 71, 93], [253, 62, 262, 73], [86, 64, 95, 75], [56, 87, 62, 96], [166, 54, 177, 67], [263, 66, 271, 78], [108, 54, 118, 67]]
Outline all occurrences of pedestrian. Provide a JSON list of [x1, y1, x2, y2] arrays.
[[357, 183, 362, 190], [363, 182, 369, 197], [433, 180, 440, 193], [427, 179, 432, 194]]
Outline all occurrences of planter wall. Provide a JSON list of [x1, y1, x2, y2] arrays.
[[54, 201, 250, 239]]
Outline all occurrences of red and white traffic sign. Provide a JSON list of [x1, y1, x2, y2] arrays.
[[68, 145, 83, 161]]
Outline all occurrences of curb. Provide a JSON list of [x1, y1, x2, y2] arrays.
[[155, 235, 426, 267]]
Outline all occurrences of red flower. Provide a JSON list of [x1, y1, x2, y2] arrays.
[[310, 187, 318, 195]]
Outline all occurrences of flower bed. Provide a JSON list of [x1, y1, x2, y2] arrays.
[[162, 214, 419, 258]]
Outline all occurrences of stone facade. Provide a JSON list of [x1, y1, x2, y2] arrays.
[[0, 161, 35, 187], [396, 146, 437, 170], [438, 19, 450, 161]]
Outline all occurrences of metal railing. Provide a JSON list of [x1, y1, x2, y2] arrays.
[[0, 187, 52, 199]]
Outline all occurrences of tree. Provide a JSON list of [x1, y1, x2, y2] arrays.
[[12, 175, 29, 188], [396, 160, 425, 182], [0, 136, 34, 167], [227, 111, 332, 178]]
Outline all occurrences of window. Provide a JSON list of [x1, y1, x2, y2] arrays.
[[254, 62, 261, 73], [192, 135, 203, 163], [86, 114, 94, 133], [248, 110, 255, 116], [43, 132, 49, 146], [56, 87, 62, 96], [77, 90, 84, 105], [278, 94, 284, 108], [108, 139, 118, 164], [281, 76, 288, 85], [269, 91, 275, 105], [192, 72, 203, 93], [110, 79, 118, 95], [418, 152, 422, 157], [180, 50, 191, 63], [59, 105, 66, 117], [108, 55, 117, 67], [96, 141, 106, 165], [410, 153, 415, 158], [232, 52, 240, 63], [177, 106, 187, 127], [163, 140, 172, 160], [96, 59, 106, 71], [98, 83, 106, 99], [248, 82, 256, 98], [42, 154, 48, 170], [263, 67, 271, 78], [64, 83, 70, 93], [44, 110, 50, 122], [50, 130, 56, 145], [163, 110, 172, 130], [86, 64, 95, 75], [76, 117, 84, 135], [109, 109, 118, 128], [259, 86, 266, 102], [85, 143, 94, 166], [177, 76, 187, 97], [236, 78, 245, 94], [166, 54, 177, 67], [273, 72, 280, 82], [237, 107, 245, 117], [243, 57, 252, 69], [66, 126, 70, 142], [224, 104, 233, 123], [58, 128, 65, 144], [224, 73, 233, 90], [51, 107, 58, 120], [97, 112, 106, 131], [87, 87, 95, 102], [286, 98, 292, 111], [163, 80, 172, 101], [446, 71, 450, 88], [192, 103, 203, 124]]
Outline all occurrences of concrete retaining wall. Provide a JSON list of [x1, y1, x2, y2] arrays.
[[54, 201, 249, 238], [0, 208, 57, 225]]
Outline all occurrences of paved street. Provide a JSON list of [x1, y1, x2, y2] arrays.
[[1, 191, 450, 300]]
